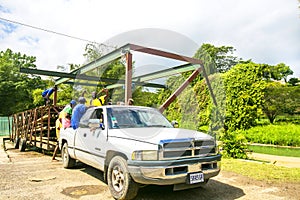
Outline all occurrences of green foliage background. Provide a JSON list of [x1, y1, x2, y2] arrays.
[[0, 49, 45, 115]]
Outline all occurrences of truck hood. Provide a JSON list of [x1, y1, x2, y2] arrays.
[[108, 127, 213, 145]]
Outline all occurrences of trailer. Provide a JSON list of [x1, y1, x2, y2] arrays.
[[10, 105, 63, 152]]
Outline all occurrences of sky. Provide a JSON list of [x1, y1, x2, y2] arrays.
[[0, 0, 300, 78]]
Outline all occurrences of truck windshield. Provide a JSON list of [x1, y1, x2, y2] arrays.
[[107, 107, 173, 129]]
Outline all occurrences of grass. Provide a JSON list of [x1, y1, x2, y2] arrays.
[[221, 158, 300, 183], [248, 145, 300, 157]]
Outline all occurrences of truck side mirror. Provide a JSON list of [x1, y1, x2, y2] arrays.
[[88, 119, 101, 129], [171, 120, 179, 128]]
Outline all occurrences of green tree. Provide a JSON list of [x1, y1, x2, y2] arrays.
[[0, 49, 44, 116], [224, 62, 267, 131], [194, 43, 242, 73], [288, 77, 300, 86], [154, 76, 184, 125], [263, 63, 293, 82], [132, 87, 158, 107], [262, 83, 300, 123], [262, 82, 284, 124]]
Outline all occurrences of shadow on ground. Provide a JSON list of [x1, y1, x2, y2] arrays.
[[78, 164, 245, 200]]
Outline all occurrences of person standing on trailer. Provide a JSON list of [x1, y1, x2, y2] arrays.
[[42, 87, 56, 105], [90, 88, 109, 106]]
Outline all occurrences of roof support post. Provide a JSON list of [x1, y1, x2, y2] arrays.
[[158, 67, 202, 113], [125, 52, 132, 105]]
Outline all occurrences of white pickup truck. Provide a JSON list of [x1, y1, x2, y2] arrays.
[[59, 105, 221, 200]]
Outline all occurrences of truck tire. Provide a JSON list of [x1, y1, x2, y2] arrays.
[[107, 156, 139, 200], [19, 138, 26, 152], [61, 143, 75, 168]]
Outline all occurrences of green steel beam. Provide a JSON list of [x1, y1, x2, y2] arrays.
[[20, 68, 120, 84], [64, 80, 165, 88], [20, 67, 165, 88], [20, 68, 76, 79], [106, 63, 199, 89], [134, 63, 199, 82]]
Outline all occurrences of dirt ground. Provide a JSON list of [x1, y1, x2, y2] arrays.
[[0, 138, 299, 200]]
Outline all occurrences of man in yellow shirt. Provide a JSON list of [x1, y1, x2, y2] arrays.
[[90, 88, 108, 107]]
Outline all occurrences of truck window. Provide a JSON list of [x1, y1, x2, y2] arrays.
[[90, 109, 104, 120], [79, 108, 94, 127], [107, 107, 173, 129]]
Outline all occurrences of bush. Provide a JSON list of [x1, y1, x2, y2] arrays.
[[245, 124, 300, 146], [220, 130, 248, 159]]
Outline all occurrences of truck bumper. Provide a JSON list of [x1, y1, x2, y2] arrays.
[[127, 154, 221, 185]]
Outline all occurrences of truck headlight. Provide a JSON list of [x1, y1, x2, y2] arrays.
[[132, 150, 158, 161]]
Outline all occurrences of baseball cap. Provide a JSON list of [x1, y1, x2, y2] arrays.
[[70, 100, 76, 105], [78, 97, 86, 104]]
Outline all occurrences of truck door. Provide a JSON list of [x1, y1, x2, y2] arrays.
[[73, 108, 94, 164], [76, 108, 107, 170]]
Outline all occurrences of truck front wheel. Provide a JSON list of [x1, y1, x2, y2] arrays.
[[107, 156, 139, 200], [61, 143, 75, 168]]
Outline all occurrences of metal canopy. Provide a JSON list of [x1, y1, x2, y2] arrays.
[[21, 43, 215, 109], [55, 43, 213, 108], [54, 43, 203, 86]]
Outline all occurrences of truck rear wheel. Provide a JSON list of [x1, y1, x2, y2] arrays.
[[61, 143, 75, 168], [107, 156, 139, 200]]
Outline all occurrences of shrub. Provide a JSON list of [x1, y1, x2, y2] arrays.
[[220, 130, 248, 159], [245, 124, 300, 146]]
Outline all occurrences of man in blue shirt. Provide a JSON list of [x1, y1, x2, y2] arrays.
[[71, 97, 87, 129], [42, 87, 56, 105]]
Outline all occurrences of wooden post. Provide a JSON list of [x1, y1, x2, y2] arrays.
[[40, 108, 43, 149], [53, 85, 58, 106], [32, 108, 37, 147], [47, 106, 51, 150], [8, 116, 11, 140]]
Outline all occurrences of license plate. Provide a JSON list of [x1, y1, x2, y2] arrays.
[[188, 172, 204, 184]]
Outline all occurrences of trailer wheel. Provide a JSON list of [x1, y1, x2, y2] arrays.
[[14, 138, 20, 149], [107, 156, 139, 200], [19, 138, 26, 152], [61, 143, 75, 168]]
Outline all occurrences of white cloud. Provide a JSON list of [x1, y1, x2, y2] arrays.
[[0, 0, 299, 77]]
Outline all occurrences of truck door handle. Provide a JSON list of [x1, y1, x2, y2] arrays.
[[83, 133, 87, 137]]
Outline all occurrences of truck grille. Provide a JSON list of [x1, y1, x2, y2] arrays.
[[159, 139, 216, 159]]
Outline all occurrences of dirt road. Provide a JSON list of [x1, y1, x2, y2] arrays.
[[0, 139, 299, 200]]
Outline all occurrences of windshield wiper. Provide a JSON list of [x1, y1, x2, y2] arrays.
[[146, 125, 167, 128], [118, 124, 136, 128]]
